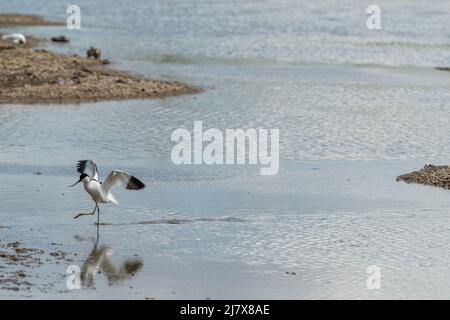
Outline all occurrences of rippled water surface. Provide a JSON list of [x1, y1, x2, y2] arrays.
[[2, 0, 450, 299]]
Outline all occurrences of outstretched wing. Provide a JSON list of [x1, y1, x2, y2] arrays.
[[102, 170, 145, 193], [76, 160, 99, 181]]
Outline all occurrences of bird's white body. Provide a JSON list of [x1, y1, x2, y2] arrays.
[[82, 178, 118, 204], [2, 33, 26, 44]]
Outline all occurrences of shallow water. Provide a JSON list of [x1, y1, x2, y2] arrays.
[[2, 0, 450, 299]]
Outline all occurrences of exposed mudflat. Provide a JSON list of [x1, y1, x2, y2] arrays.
[[0, 13, 62, 26], [0, 14, 200, 104], [0, 240, 73, 293], [396, 164, 450, 189], [0, 44, 200, 104]]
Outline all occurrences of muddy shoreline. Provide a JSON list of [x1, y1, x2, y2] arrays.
[[397, 164, 450, 189], [0, 14, 62, 26], [0, 13, 201, 104], [0, 240, 73, 293]]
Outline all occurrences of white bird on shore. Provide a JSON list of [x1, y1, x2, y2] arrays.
[[69, 160, 145, 224], [2, 33, 26, 44]]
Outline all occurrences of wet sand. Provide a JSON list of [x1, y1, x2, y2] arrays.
[[0, 240, 72, 293], [2, 160, 450, 299], [0, 14, 200, 104]]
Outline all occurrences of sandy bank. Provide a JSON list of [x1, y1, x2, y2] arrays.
[[396, 164, 450, 189], [0, 13, 62, 26], [0, 14, 201, 104], [0, 45, 200, 104]]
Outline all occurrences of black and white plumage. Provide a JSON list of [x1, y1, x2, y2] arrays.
[[76, 159, 99, 182], [70, 160, 145, 221]]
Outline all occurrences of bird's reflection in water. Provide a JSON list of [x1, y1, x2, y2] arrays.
[[80, 242, 143, 288]]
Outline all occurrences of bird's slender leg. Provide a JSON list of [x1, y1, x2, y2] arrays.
[[96, 204, 100, 226], [74, 203, 98, 219], [96, 204, 100, 242]]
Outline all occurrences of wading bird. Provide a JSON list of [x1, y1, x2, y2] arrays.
[[69, 160, 145, 225]]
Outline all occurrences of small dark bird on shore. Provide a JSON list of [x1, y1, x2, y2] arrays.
[[87, 46, 101, 60], [51, 35, 69, 43]]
